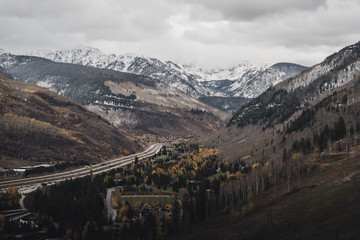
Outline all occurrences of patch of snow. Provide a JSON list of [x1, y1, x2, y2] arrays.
[[37, 80, 53, 89]]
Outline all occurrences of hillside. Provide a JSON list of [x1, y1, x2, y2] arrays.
[[0, 73, 139, 169], [186, 41, 360, 240], [174, 145, 360, 239], [229, 41, 360, 129], [0, 53, 227, 136], [205, 41, 360, 162]]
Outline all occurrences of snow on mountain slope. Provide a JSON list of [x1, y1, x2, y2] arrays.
[[181, 62, 271, 82], [28, 47, 307, 98], [0, 50, 21, 69], [230, 62, 308, 98], [277, 42, 360, 92]]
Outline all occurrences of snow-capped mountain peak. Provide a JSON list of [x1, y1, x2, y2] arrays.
[[28, 47, 307, 98], [181, 61, 272, 82]]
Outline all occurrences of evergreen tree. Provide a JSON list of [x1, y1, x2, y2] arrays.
[[350, 125, 355, 136], [332, 116, 346, 141], [342, 94, 348, 104], [172, 199, 180, 233], [282, 148, 287, 162]]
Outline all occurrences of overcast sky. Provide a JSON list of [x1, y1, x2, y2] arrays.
[[1, 0, 360, 68]]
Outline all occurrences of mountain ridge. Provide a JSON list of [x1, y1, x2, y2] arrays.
[[229, 41, 360, 129], [28, 47, 308, 98]]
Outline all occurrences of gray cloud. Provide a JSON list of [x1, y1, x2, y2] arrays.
[[0, 0, 83, 18], [179, 0, 360, 64], [0, 0, 359, 68], [0, 0, 175, 49], [175, 0, 328, 21]]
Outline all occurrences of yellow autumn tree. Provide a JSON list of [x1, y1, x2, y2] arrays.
[[0, 214, 5, 233], [7, 186, 18, 198], [64, 228, 73, 239], [118, 204, 129, 222], [134, 201, 142, 209], [82, 221, 95, 240], [165, 203, 173, 209], [252, 163, 261, 169], [292, 152, 303, 160]]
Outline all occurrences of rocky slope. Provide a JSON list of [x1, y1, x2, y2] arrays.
[[29, 47, 307, 99], [0, 72, 139, 169], [0, 53, 227, 136]]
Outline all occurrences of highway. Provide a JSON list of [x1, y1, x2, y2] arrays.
[[0, 209, 31, 221], [0, 143, 163, 189]]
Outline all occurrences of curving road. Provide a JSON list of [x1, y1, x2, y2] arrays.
[[0, 143, 163, 189]]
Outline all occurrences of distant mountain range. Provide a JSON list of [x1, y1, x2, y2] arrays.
[[0, 47, 309, 136], [28, 47, 307, 99], [0, 52, 227, 136]]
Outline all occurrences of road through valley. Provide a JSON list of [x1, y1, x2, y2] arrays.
[[0, 143, 163, 189]]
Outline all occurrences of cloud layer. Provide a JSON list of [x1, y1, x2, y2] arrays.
[[1, 0, 359, 67]]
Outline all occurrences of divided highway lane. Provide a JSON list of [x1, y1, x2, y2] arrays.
[[0, 209, 31, 221], [0, 143, 163, 189]]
